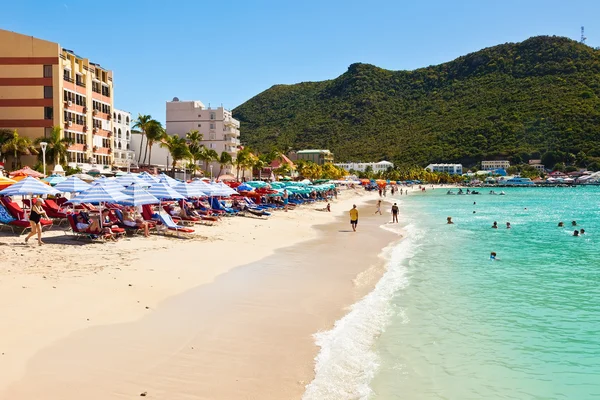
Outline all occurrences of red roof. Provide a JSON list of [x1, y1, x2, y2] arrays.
[[270, 154, 295, 169]]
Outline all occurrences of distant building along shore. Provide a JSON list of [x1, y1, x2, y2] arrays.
[[335, 160, 394, 173], [426, 163, 463, 175]]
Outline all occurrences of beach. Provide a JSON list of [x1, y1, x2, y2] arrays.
[[0, 188, 400, 399]]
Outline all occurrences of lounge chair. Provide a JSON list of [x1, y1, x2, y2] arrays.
[[156, 213, 195, 237], [66, 214, 114, 241], [0, 197, 53, 233], [113, 209, 156, 235]]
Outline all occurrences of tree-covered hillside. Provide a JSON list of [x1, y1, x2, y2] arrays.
[[233, 36, 600, 169]]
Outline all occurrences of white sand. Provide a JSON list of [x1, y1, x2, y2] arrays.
[[0, 188, 389, 398]]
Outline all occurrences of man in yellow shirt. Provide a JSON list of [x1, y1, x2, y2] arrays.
[[349, 204, 359, 232]]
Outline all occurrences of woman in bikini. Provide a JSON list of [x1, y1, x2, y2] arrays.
[[25, 198, 49, 246]]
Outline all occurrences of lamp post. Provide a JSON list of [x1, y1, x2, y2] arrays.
[[40, 142, 48, 176], [210, 164, 213, 181]]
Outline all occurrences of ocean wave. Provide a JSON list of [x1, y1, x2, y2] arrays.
[[302, 223, 421, 400]]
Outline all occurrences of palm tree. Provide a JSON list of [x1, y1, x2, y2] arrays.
[[1, 129, 37, 170], [217, 151, 233, 178], [186, 130, 203, 144], [160, 134, 191, 176], [253, 158, 267, 180], [234, 148, 251, 181], [34, 126, 72, 166], [132, 114, 152, 164], [144, 120, 165, 167], [202, 148, 219, 173]]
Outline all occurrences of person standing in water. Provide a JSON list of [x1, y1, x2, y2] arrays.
[[391, 203, 399, 223], [349, 205, 359, 232], [506, 222, 511, 229], [492, 221, 498, 229]]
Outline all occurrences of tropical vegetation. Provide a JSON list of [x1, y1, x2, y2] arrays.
[[0, 129, 37, 169], [34, 126, 72, 166], [233, 36, 600, 171]]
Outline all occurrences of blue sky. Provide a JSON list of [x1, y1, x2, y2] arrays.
[[3, 0, 599, 123]]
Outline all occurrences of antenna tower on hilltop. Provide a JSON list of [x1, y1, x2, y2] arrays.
[[581, 26, 587, 44]]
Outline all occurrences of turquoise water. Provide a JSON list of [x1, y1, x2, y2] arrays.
[[305, 187, 600, 400]]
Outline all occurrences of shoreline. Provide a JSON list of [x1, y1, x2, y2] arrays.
[[0, 189, 400, 399]]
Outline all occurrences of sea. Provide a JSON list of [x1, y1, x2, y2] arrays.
[[304, 186, 600, 400]]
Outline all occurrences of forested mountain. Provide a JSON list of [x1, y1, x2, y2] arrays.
[[233, 36, 600, 168]]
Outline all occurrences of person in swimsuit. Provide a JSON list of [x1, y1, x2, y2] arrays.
[[349, 205, 359, 232], [283, 189, 289, 212], [25, 198, 48, 246], [391, 203, 399, 223], [375, 200, 382, 215], [124, 208, 150, 237]]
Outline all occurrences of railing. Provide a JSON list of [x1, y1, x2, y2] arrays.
[[64, 75, 74, 83], [76, 80, 86, 88], [92, 87, 101, 94]]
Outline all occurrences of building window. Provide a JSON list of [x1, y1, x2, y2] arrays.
[[44, 127, 52, 138], [44, 107, 53, 120], [63, 69, 72, 82], [43, 65, 52, 78], [210, 113, 215, 120], [197, 124, 201, 127], [75, 74, 85, 87], [43, 86, 53, 99], [210, 123, 215, 129]]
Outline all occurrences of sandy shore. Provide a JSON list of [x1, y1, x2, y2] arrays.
[[0, 188, 403, 399]]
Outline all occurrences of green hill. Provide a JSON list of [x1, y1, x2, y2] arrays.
[[233, 36, 600, 169]]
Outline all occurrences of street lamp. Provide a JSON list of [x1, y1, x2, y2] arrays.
[[40, 142, 48, 176], [210, 164, 213, 181]]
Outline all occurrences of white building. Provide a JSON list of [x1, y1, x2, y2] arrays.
[[334, 160, 394, 173], [481, 160, 510, 171], [426, 163, 463, 175], [112, 109, 135, 169], [165, 98, 240, 175]]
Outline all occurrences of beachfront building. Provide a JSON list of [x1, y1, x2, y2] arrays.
[[528, 159, 546, 172], [481, 160, 510, 171], [334, 160, 394, 173], [0, 28, 114, 172], [112, 109, 134, 169], [290, 150, 334, 165], [425, 163, 463, 175], [165, 98, 239, 175]]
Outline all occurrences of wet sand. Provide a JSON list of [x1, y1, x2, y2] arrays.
[[1, 202, 398, 400]]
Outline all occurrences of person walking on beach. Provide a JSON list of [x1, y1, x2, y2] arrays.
[[375, 200, 382, 215], [391, 203, 399, 223], [282, 189, 289, 212], [25, 198, 48, 246], [349, 205, 359, 232]]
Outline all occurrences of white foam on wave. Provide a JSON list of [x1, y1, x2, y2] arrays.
[[303, 223, 421, 400]]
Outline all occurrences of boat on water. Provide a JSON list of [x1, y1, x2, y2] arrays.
[[505, 177, 535, 186]]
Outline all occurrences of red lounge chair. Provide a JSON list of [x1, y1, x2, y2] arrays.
[[0, 202, 52, 235], [67, 214, 113, 241], [0, 197, 52, 228], [156, 213, 195, 237]]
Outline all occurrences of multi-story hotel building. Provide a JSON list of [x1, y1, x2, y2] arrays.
[[335, 160, 394, 173], [481, 160, 510, 171], [425, 163, 463, 175], [0, 29, 114, 171], [112, 108, 134, 169], [165, 98, 240, 174]]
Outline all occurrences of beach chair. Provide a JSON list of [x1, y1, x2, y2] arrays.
[[66, 214, 114, 241], [0, 202, 36, 235], [0, 197, 53, 233], [40, 200, 69, 226], [156, 213, 195, 237], [113, 209, 157, 235]]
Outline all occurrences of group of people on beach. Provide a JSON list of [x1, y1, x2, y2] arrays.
[[348, 200, 399, 232]]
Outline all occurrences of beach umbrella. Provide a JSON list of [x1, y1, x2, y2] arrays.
[[120, 183, 160, 206], [72, 173, 95, 182], [147, 180, 184, 200], [69, 184, 129, 205], [115, 173, 150, 188], [9, 166, 45, 178], [94, 177, 127, 193], [0, 176, 59, 196], [236, 183, 254, 192], [158, 173, 180, 187], [0, 176, 17, 191], [54, 175, 92, 193], [42, 174, 67, 186], [138, 171, 159, 183], [173, 181, 205, 198], [189, 179, 213, 196], [210, 182, 237, 197]]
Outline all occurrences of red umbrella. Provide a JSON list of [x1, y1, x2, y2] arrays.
[[9, 166, 45, 178]]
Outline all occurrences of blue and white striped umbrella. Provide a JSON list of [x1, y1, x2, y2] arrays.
[[158, 173, 180, 187], [189, 179, 213, 196], [54, 176, 91, 193], [138, 171, 159, 183], [120, 183, 160, 206], [42, 174, 67, 186], [94, 177, 126, 193], [173, 181, 205, 198], [115, 173, 150, 188], [147, 180, 184, 200], [0, 176, 59, 196], [69, 184, 129, 204]]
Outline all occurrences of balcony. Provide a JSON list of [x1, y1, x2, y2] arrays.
[[224, 118, 240, 128], [63, 75, 74, 83], [76, 80, 86, 88], [226, 137, 240, 146], [224, 126, 240, 137]]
